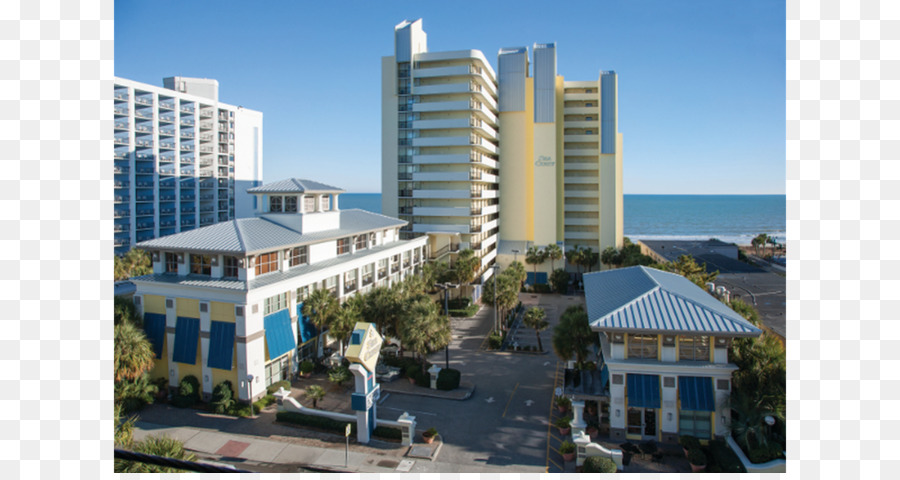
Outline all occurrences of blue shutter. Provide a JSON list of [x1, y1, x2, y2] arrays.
[[296, 302, 318, 344], [678, 376, 715, 412], [627, 374, 661, 409], [143, 313, 166, 359], [263, 309, 297, 359], [207, 321, 235, 370], [172, 316, 200, 364]]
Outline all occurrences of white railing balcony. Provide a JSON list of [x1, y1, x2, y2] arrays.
[[114, 121, 129, 130], [159, 101, 175, 110], [159, 116, 175, 123], [412, 189, 470, 199], [159, 141, 175, 149], [200, 133, 214, 141], [134, 125, 153, 134], [113, 137, 129, 145], [413, 171, 468, 182], [564, 217, 600, 226], [180, 119, 194, 126], [113, 91, 129, 101], [133, 110, 152, 120], [563, 190, 599, 198], [200, 121, 213, 130], [113, 106, 129, 116], [159, 129, 174, 137], [180, 144, 194, 151], [134, 96, 152, 106], [180, 105, 194, 113], [563, 106, 599, 115], [199, 110, 214, 118], [113, 151, 128, 160], [199, 145, 213, 153]]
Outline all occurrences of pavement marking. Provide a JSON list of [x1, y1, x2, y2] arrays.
[[485, 396, 495, 403], [543, 361, 551, 366], [396, 459, 415, 472], [380, 406, 437, 416], [548, 456, 564, 471], [525, 399, 534, 407], [502, 382, 519, 418]]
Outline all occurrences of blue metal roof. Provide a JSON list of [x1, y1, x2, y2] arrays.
[[173, 316, 199, 364], [207, 321, 235, 371], [263, 309, 296, 359], [246, 178, 345, 194], [584, 266, 761, 336]]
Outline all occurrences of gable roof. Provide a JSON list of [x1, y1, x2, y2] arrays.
[[583, 266, 761, 337], [246, 178, 345, 194], [136, 209, 404, 255]]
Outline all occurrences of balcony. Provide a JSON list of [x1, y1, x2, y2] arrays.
[[180, 155, 194, 164], [180, 207, 196, 214], [135, 153, 154, 161], [113, 151, 128, 160], [113, 238, 129, 247], [199, 121, 213, 130], [180, 131, 194, 139], [159, 193, 176, 202], [113, 223, 129, 232], [199, 145, 213, 153], [218, 112, 228, 121], [135, 139, 153, 149], [113, 210, 129, 218], [180, 105, 194, 114], [159, 219, 176, 228], [159, 206, 176, 214], [135, 180, 153, 188], [180, 118, 194, 127], [135, 209, 154, 217], [199, 109, 214, 118], [181, 219, 195, 227], [159, 116, 175, 123], [112, 165, 129, 174], [134, 96, 152, 106], [113, 137, 129, 146], [114, 121, 129, 130], [113, 180, 129, 188], [159, 128, 174, 137], [133, 110, 152, 120], [200, 216, 215, 226], [180, 144, 194, 152], [159, 141, 175, 150], [159, 101, 175, 110], [113, 106, 129, 115], [200, 193, 215, 200], [159, 154, 175, 163], [113, 91, 129, 101], [114, 194, 129, 203], [135, 166, 154, 174]]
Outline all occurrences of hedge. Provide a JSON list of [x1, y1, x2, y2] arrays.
[[583, 456, 617, 473], [436, 368, 460, 391], [276, 411, 402, 441], [708, 439, 746, 473], [267, 380, 291, 395]]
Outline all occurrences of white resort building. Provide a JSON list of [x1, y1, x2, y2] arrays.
[[114, 76, 263, 255], [131, 179, 428, 403]]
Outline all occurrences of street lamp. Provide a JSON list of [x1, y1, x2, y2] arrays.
[[491, 264, 500, 333], [511, 249, 520, 264], [435, 282, 459, 369], [246, 374, 255, 417]]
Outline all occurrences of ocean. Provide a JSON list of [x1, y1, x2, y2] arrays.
[[340, 193, 785, 246]]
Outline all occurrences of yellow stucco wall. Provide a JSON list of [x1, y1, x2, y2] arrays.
[[176, 298, 199, 317], [498, 111, 530, 242], [211, 301, 235, 323], [143, 294, 165, 314], [555, 75, 565, 241]]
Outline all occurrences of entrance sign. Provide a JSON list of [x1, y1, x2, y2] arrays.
[[345, 322, 383, 373]]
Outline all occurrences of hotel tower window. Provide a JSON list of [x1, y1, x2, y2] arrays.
[[323, 275, 338, 295], [165, 252, 178, 273], [223, 256, 239, 278], [284, 196, 298, 213], [678, 335, 710, 361], [190, 254, 212, 276], [269, 195, 282, 212], [627, 334, 658, 359], [289, 246, 308, 267], [255, 252, 278, 276]]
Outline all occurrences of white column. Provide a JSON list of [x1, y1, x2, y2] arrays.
[[572, 399, 587, 434], [165, 297, 178, 388], [199, 302, 212, 400]]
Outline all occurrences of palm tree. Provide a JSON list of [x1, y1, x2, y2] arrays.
[[580, 247, 598, 273], [601, 246, 619, 270], [552, 305, 595, 367], [302, 288, 339, 335], [333, 295, 364, 355], [566, 245, 585, 278], [114, 321, 155, 382], [304, 384, 326, 408], [114, 248, 152, 281], [507, 261, 527, 288], [398, 294, 450, 374], [525, 245, 547, 283], [452, 248, 480, 299], [545, 244, 563, 271], [363, 286, 401, 338], [523, 307, 549, 351]]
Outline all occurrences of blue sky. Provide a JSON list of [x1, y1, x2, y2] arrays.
[[115, 1, 785, 194]]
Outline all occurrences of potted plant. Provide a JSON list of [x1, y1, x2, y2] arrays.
[[586, 421, 599, 438], [559, 440, 576, 462], [555, 395, 571, 414], [555, 416, 572, 436], [299, 360, 314, 378], [422, 427, 438, 444], [679, 435, 700, 457], [585, 400, 597, 416], [406, 365, 419, 384], [688, 448, 707, 472]]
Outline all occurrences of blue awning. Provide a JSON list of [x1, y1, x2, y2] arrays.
[[627, 373, 661, 409], [678, 376, 715, 411], [173, 316, 200, 364], [264, 309, 297, 359], [296, 302, 318, 344], [143, 312, 166, 359], [207, 321, 235, 370]]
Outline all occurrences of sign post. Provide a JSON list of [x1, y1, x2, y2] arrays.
[[345, 422, 351, 467]]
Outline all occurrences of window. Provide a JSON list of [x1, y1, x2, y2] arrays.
[[321, 195, 330, 211], [284, 196, 297, 213], [289, 246, 308, 267], [369, 232, 376, 246], [585, 116, 593, 121], [255, 252, 278, 276], [362, 264, 374, 285], [344, 270, 357, 293], [223, 256, 239, 278], [296, 284, 312, 301], [377, 258, 388, 279], [585, 102, 593, 107], [269, 196, 282, 212], [336, 238, 351, 255], [627, 334, 658, 359], [323, 275, 338, 295], [263, 292, 288, 315], [679, 410, 712, 439], [165, 252, 178, 273], [678, 335, 710, 361], [355, 235, 367, 250], [265, 354, 290, 387], [190, 254, 212, 276], [304, 196, 316, 213]]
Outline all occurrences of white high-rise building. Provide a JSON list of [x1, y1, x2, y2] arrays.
[[113, 76, 263, 255], [382, 20, 501, 278]]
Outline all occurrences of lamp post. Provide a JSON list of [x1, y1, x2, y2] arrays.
[[246, 374, 254, 417], [435, 282, 458, 369], [511, 249, 520, 264], [491, 264, 500, 333]]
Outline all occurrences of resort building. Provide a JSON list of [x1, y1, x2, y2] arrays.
[[130, 179, 428, 403], [582, 266, 761, 443], [495, 46, 624, 278], [381, 19, 500, 280], [114, 76, 263, 255]]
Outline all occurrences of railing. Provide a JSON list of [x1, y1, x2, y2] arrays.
[[136, 194, 154, 202], [181, 219, 195, 227], [180, 118, 194, 126], [200, 193, 215, 200], [159, 116, 175, 123], [200, 205, 215, 213], [181, 131, 194, 139], [180, 144, 194, 151], [159, 129, 174, 137], [199, 110, 214, 118], [135, 167, 154, 174], [159, 219, 176, 227], [218, 113, 228, 121], [113, 224, 129, 232], [180, 105, 194, 114], [469, 171, 482, 180], [200, 216, 215, 225], [135, 180, 153, 187], [136, 222, 154, 230], [113, 91, 129, 101], [390, 264, 399, 273], [113, 238, 128, 247], [113, 137, 129, 145], [113, 210, 129, 218], [114, 195, 129, 203], [135, 209, 154, 217], [113, 106, 129, 115], [134, 97, 152, 106], [200, 121, 213, 129], [200, 133, 214, 141], [199, 145, 213, 153], [180, 208, 196, 214], [135, 139, 153, 148], [159, 101, 174, 110], [133, 110, 152, 120], [343, 281, 357, 294], [113, 166, 128, 174], [398, 189, 412, 197], [180, 156, 194, 164], [470, 224, 482, 232], [158, 195, 175, 203], [113, 151, 128, 160], [114, 181, 129, 188], [135, 153, 154, 160], [114, 121, 129, 130], [218, 122, 228, 130]]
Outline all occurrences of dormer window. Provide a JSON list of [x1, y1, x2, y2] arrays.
[[165, 252, 178, 273], [284, 196, 298, 213], [270, 196, 282, 212], [255, 252, 278, 276], [678, 335, 710, 361], [223, 256, 239, 278], [289, 246, 308, 267], [321, 195, 330, 211], [337, 238, 351, 255], [355, 235, 367, 251], [190, 254, 212, 276], [627, 334, 658, 359], [304, 196, 316, 213]]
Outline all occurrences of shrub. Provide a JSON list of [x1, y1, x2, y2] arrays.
[[267, 380, 290, 395], [559, 440, 576, 454], [447, 297, 471, 310], [385, 356, 431, 373], [373, 425, 403, 440], [488, 331, 503, 350], [555, 416, 571, 429], [436, 368, 461, 390], [253, 395, 276, 412], [532, 283, 552, 294], [228, 403, 253, 417], [550, 268, 570, 294], [583, 456, 617, 473], [276, 412, 402, 441], [708, 439, 746, 473], [414, 370, 430, 387], [747, 444, 783, 464], [300, 360, 315, 374], [679, 435, 700, 451], [405, 365, 420, 379], [688, 448, 707, 466], [328, 366, 351, 386], [210, 381, 235, 414], [172, 375, 200, 408], [555, 395, 571, 410], [424, 427, 438, 437]]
